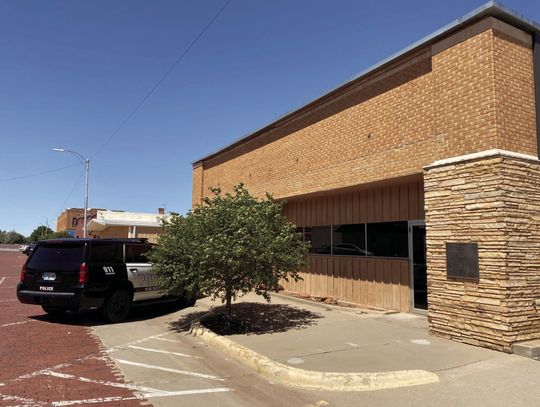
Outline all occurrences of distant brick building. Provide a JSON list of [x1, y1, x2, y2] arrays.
[[56, 208, 104, 237], [192, 4, 540, 352]]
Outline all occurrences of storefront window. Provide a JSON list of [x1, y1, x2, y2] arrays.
[[304, 226, 331, 254], [332, 224, 368, 256], [366, 222, 408, 257]]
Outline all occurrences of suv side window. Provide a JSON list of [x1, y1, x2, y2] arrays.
[[90, 242, 123, 263], [125, 244, 152, 263]]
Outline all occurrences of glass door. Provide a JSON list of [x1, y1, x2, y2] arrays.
[[409, 221, 427, 310]]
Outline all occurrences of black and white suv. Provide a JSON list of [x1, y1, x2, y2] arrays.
[[16, 238, 194, 322]]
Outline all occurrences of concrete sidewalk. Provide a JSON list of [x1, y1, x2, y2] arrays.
[[193, 292, 517, 376]]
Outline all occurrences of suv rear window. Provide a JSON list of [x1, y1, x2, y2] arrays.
[[89, 242, 123, 264], [27, 242, 86, 271]]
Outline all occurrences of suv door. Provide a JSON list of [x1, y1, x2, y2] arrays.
[[88, 241, 125, 286], [125, 243, 161, 301]]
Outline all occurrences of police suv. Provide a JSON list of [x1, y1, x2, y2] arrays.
[[16, 238, 194, 322]]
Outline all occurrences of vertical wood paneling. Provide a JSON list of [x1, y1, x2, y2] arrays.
[[382, 187, 391, 221], [345, 193, 353, 224], [346, 259, 353, 302], [280, 178, 421, 312], [409, 182, 419, 220], [352, 258, 360, 304], [399, 184, 409, 220], [339, 195, 347, 225], [366, 190, 374, 222], [391, 185, 400, 221], [317, 197, 324, 226], [367, 259, 375, 306], [281, 257, 410, 312], [374, 188, 383, 222], [391, 260, 401, 311], [333, 196, 340, 225], [333, 258, 340, 298], [400, 261, 410, 312]]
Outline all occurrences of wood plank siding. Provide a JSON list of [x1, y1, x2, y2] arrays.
[[281, 178, 424, 312]]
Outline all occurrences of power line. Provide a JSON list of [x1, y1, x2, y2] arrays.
[[91, 0, 232, 160], [0, 163, 79, 183], [60, 168, 85, 209]]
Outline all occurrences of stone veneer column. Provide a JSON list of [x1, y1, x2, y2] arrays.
[[424, 149, 540, 352]]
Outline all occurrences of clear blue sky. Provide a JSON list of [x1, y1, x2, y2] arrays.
[[1, 0, 539, 236]]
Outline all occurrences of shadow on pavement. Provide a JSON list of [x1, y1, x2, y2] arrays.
[[29, 301, 189, 327], [169, 302, 322, 336]]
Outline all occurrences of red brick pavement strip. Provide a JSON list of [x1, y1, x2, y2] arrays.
[[0, 251, 149, 406]]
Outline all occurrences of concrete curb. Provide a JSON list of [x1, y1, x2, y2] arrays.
[[189, 321, 439, 392]]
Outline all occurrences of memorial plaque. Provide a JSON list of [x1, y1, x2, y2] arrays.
[[446, 242, 479, 280]]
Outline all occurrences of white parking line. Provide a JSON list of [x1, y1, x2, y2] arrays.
[[0, 277, 6, 285], [52, 395, 141, 406], [127, 345, 201, 359], [0, 392, 48, 405], [44, 370, 231, 398], [115, 359, 223, 381], [106, 332, 171, 352], [144, 387, 232, 398], [42, 370, 161, 393], [152, 337, 181, 343], [0, 320, 34, 329]]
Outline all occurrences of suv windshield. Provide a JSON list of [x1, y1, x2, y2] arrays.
[[27, 242, 86, 271]]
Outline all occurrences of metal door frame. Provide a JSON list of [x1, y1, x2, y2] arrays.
[[408, 220, 427, 313]]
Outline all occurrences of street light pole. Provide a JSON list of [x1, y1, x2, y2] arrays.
[[52, 148, 90, 238]]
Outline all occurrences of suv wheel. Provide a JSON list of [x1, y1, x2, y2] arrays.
[[102, 290, 131, 323]]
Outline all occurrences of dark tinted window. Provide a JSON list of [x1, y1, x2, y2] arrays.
[[305, 226, 331, 254], [27, 243, 86, 270], [332, 224, 368, 256], [125, 244, 152, 263], [90, 242, 123, 263], [367, 222, 408, 257]]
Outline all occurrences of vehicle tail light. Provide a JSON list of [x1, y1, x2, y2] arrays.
[[79, 263, 89, 284], [20, 262, 27, 282]]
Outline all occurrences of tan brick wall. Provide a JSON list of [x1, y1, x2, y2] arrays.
[[193, 18, 537, 204], [56, 208, 84, 232], [192, 164, 203, 207], [424, 153, 540, 352]]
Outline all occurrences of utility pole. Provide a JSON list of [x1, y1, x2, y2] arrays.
[[52, 148, 90, 238]]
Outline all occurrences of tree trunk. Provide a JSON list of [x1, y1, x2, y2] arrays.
[[225, 286, 232, 318]]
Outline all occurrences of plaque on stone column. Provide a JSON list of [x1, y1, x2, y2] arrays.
[[446, 242, 479, 281]]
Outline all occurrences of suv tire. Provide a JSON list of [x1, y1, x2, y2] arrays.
[[102, 290, 131, 323]]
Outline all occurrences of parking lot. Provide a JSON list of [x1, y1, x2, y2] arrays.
[[0, 248, 146, 406], [0, 248, 316, 407]]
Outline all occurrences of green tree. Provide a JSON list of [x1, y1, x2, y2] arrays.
[[3, 230, 26, 244], [29, 225, 54, 242], [149, 183, 309, 317]]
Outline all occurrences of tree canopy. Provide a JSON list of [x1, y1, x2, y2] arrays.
[[28, 225, 70, 242], [1, 230, 26, 244], [149, 183, 309, 316]]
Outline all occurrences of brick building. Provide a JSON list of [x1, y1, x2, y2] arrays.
[[191, 3, 540, 352], [56, 208, 104, 237]]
